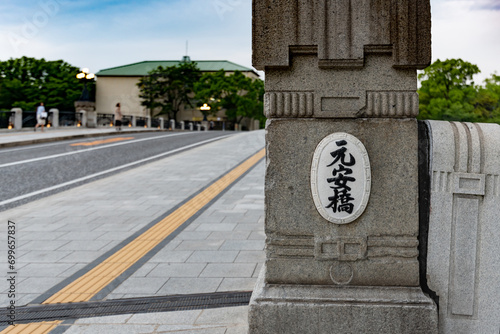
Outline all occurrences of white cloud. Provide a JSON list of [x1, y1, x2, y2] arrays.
[[431, 0, 500, 83], [0, 0, 498, 84]]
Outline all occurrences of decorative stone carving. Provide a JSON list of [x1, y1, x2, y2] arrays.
[[426, 120, 500, 334], [253, 0, 431, 71], [311, 132, 371, 224]]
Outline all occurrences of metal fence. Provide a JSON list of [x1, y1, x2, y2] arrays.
[[59, 111, 77, 126], [136, 117, 146, 127], [22, 111, 37, 128], [97, 113, 113, 127]]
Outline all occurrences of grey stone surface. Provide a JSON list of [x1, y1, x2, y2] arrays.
[[253, 0, 431, 71], [426, 120, 500, 334], [264, 119, 420, 286], [250, 0, 437, 332], [249, 266, 438, 334]]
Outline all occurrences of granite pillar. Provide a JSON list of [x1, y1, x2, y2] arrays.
[[74, 101, 96, 128], [426, 121, 500, 334], [248, 1, 438, 333]]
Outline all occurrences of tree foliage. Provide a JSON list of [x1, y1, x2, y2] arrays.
[[194, 70, 264, 129], [137, 61, 201, 120], [418, 58, 500, 123], [0, 56, 87, 111]]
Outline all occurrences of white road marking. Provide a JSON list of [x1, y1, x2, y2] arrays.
[[0, 135, 232, 207], [0, 132, 195, 168]]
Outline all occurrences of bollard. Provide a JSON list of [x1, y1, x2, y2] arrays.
[[49, 108, 59, 128], [11, 108, 22, 130]]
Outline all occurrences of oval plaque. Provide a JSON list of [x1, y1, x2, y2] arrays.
[[311, 132, 371, 224]]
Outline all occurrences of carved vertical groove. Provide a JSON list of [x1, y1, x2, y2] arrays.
[[284, 93, 291, 117], [306, 93, 313, 116], [265, 92, 315, 118], [365, 91, 419, 117], [299, 93, 305, 117], [276, 93, 284, 117]]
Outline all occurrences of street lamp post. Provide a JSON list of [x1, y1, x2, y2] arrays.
[[200, 103, 211, 131], [76, 68, 95, 101], [200, 103, 211, 121], [75, 68, 96, 127]]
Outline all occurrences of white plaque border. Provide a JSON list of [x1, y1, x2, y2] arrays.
[[311, 132, 371, 225]]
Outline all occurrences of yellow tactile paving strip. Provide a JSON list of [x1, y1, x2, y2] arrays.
[[0, 321, 61, 334], [0, 148, 265, 333], [43, 148, 265, 304], [70, 137, 135, 146]]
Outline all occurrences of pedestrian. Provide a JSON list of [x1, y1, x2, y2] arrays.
[[34, 102, 47, 132], [114, 102, 122, 131]]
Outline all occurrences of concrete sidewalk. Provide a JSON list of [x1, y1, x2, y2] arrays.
[[0, 127, 166, 148], [0, 130, 265, 333]]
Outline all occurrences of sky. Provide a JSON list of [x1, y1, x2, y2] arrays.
[[0, 0, 499, 84]]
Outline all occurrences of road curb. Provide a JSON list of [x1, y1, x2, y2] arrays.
[[0, 129, 173, 148]]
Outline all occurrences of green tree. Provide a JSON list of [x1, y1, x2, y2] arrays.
[[418, 58, 480, 122], [137, 62, 201, 121], [0, 56, 86, 111], [195, 70, 265, 129], [473, 74, 500, 123]]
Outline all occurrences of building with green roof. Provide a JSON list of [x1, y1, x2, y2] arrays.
[[95, 57, 260, 128]]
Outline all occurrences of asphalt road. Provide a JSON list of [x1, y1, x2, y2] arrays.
[[0, 131, 233, 211]]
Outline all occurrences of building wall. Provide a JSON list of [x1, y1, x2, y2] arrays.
[[95, 70, 261, 127], [95, 77, 146, 117]]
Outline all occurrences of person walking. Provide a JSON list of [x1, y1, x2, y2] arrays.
[[114, 102, 123, 131], [34, 102, 47, 132]]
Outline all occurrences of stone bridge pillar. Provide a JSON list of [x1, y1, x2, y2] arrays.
[[248, 1, 438, 333]]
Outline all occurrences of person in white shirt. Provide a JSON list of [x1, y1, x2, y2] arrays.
[[35, 102, 47, 132]]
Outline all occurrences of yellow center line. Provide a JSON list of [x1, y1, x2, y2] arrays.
[[70, 137, 135, 146], [40, 147, 265, 305], [0, 321, 61, 334]]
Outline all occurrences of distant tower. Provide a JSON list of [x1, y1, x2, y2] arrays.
[[182, 41, 191, 63]]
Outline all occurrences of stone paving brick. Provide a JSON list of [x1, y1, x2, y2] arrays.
[[200, 264, 256, 278], [206, 231, 251, 240], [234, 251, 266, 263], [218, 278, 258, 292], [219, 240, 265, 251], [17, 277, 66, 294], [16, 263, 74, 277], [186, 251, 239, 263], [111, 277, 168, 295], [147, 250, 194, 263], [157, 278, 223, 295], [175, 240, 224, 251], [194, 223, 237, 232], [146, 263, 207, 278]]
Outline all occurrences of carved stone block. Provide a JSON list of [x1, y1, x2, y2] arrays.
[[426, 120, 500, 333], [253, 0, 431, 71], [263, 118, 420, 287]]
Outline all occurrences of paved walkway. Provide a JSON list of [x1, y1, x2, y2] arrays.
[[0, 128, 265, 333], [0, 127, 164, 148]]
